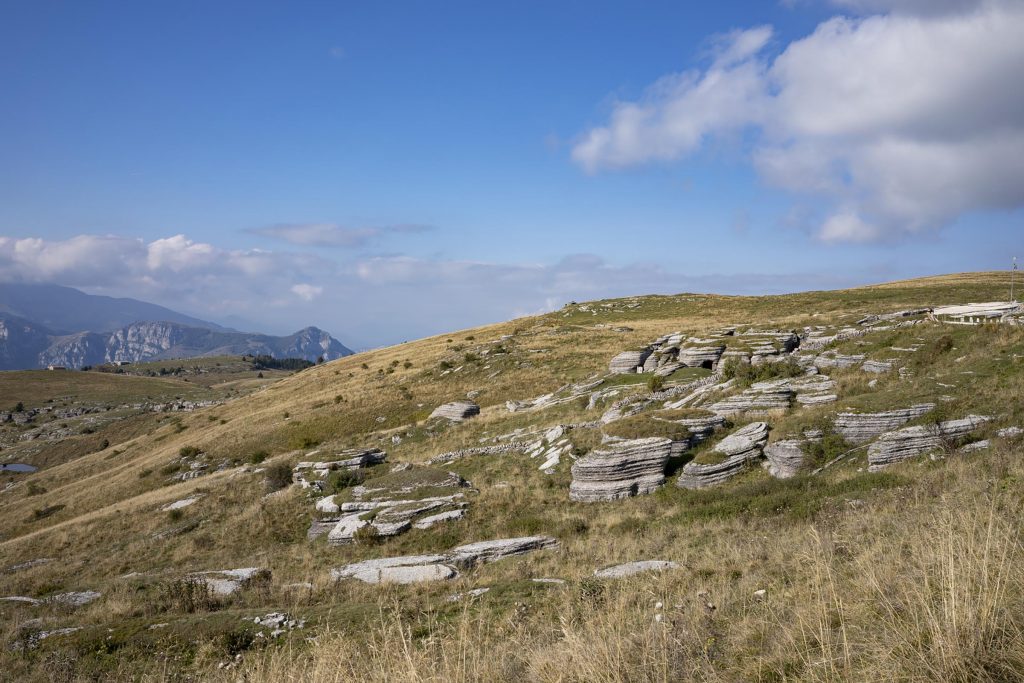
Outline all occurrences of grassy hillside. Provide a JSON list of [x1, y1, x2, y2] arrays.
[[2, 271, 1023, 682]]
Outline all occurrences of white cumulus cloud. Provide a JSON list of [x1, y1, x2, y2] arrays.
[[573, 0, 1024, 242]]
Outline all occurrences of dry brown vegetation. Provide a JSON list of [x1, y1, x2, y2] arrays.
[[2, 271, 1024, 682]]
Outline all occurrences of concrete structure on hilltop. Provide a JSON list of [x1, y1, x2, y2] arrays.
[[931, 302, 1023, 325]]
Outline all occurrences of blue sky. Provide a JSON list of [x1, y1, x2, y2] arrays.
[[1, 0, 1022, 347]]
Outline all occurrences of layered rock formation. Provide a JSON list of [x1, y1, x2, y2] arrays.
[[609, 349, 651, 374], [569, 437, 672, 502], [833, 404, 935, 443], [448, 536, 560, 567], [708, 386, 794, 416], [867, 415, 992, 471], [293, 449, 386, 489], [814, 352, 865, 370], [677, 422, 770, 489], [764, 439, 809, 479]]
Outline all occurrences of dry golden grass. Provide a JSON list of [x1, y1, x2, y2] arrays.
[[2, 271, 1023, 682]]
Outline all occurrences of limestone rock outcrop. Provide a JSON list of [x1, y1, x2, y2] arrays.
[[331, 536, 559, 584], [677, 422, 770, 489], [569, 437, 672, 502], [594, 560, 680, 578], [867, 416, 992, 471], [193, 568, 269, 596], [764, 439, 809, 479], [609, 349, 652, 374], [814, 352, 865, 370], [331, 555, 457, 584], [861, 360, 894, 374], [833, 404, 935, 443], [429, 401, 480, 422], [448, 536, 559, 567], [294, 449, 386, 489], [708, 386, 794, 416]]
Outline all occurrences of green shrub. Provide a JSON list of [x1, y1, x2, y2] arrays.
[[157, 577, 218, 613], [178, 445, 201, 458], [646, 374, 665, 392], [264, 463, 293, 493], [248, 450, 268, 465], [353, 524, 381, 545], [721, 357, 804, 387], [327, 469, 365, 493]]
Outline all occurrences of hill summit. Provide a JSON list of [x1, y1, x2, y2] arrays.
[[2, 272, 1024, 682]]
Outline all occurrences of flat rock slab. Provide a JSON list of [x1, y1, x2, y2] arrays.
[[161, 496, 202, 512], [1, 595, 40, 604], [448, 536, 559, 567], [47, 591, 101, 607], [594, 561, 680, 579], [193, 567, 268, 595], [412, 508, 466, 529], [331, 537, 559, 585], [331, 554, 456, 584], [429, 401, 481, 422]]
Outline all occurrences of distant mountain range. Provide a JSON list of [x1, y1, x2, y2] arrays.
[[0, 284, 353, 370]]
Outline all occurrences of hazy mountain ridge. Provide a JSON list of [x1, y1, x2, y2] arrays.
[[0, 283, 227, 334], [35, 321, 352, 368], [0, 284, 353, 369]]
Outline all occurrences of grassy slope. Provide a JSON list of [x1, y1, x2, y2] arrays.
[[1, 271, 1023, 682]]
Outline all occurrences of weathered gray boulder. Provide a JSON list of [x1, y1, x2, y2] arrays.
[[677, 422, 770, 489], [833, 404, 935, 443], [569, 437, 672, 502], [594, 560, 680, 578], [447, 536, 559, 568], [678, 344, 726, 370], [867, 416, 992, 471], [609, 349, 652, 374], [764, 439, 808, 479], [429, 401, 480, 422]]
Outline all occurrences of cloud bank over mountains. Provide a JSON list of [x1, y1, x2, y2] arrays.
[[573, 0, 1024, 242]]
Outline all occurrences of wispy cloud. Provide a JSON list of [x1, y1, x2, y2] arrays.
[[0, 232, 871, 345], [250, 222, 434, 248], [573, 0, 1024, 243]]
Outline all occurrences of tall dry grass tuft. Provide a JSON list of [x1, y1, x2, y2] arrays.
[[865, 498, 1024, 682], [785, 529, 852, 682], [227, 599, 526, 682]]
